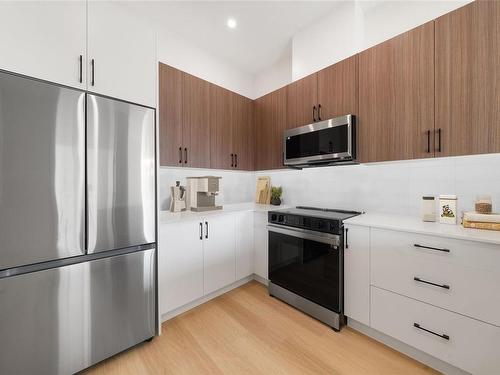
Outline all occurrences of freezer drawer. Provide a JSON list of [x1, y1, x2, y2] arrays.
[[0, 248, 156, 375], [87, 94, 155, 253], [0, 71, 85, 270]]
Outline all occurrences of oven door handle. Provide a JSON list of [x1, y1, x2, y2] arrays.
[[267, 224, 340, 246]]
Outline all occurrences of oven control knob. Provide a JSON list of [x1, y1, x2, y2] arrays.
[[271, 214, 277, 222], [317, 221, 325, 230], [278, 215, 284, 222]]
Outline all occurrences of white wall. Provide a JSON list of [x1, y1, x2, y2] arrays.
[[253, 42, 293, 98], [291, 0, 471, 81], [255, 153, 500, 217], [159, 167, 254, 211], [157, 28, 255, 99]]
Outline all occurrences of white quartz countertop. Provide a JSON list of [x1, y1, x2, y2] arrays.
[[344, 212, 500, 245], [159, 202, 289, 225]]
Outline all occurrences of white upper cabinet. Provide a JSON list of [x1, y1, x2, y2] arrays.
[[0, 1, 87, 89], [87, 1, 156, 107]]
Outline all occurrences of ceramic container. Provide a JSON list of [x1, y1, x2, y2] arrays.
[[421, 196, 436, 222], [439, 194, 457, 224]]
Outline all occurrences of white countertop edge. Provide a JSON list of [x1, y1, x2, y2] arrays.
[[159, 202, 289, 224], [344, 212, 500, 245]]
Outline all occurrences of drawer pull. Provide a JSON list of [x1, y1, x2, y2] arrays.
[[414, 323, 450, 340], [414, 276, 450, 290], [414, 244, 450, 253]]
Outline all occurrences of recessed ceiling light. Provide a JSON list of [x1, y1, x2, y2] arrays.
[[227, 18, 237, 29]]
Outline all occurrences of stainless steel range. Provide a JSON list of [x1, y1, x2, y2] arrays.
[[268, 206, 361, 330]]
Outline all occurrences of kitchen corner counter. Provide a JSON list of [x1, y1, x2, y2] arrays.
[[159, 203, 289, 225], [344, 212, 500, 246]]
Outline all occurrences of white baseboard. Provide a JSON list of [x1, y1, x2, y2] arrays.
[[251, 273, 268, 286], [160, 275, 254, 325], [348, 319, 470, 375]]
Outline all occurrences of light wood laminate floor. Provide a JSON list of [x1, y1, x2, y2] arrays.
[[83, 281, 439, 375]]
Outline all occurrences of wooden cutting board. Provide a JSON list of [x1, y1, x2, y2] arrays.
[[255, 177, 271, 204]]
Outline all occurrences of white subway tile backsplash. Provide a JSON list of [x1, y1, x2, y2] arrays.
[[160, 153, 500, 216]]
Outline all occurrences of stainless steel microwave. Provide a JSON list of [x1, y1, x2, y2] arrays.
[[283, 114, 356, 168]]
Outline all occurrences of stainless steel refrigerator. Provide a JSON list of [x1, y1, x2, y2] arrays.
[[0, 71, 156, 374]]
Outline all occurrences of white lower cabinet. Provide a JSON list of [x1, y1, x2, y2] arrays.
[[345, 222, 500, 374], [203, 215, 236, 295], [159, 219, 204, 314], [344, 224, 370, 326], [253, 211, 268, 279], [371, 228, 500, 327], [235, 211, 254, 279], [159, 211, 255, 317], [371, 286, 500, 375]]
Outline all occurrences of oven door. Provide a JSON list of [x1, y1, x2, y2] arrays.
[[268, 224, 342, 313]]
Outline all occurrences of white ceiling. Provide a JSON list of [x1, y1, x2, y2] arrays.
[[118, 1, 341, 76]]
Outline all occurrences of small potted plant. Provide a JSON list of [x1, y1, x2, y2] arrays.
[[271, 186, 283, 206]]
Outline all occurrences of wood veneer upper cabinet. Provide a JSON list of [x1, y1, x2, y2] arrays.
[[317, 55, 358, 121], [183, 72, 211, 168], [233, 96, 254, 170], [435, 1, 500, 157], [210, 84, 233, 169], [358, 22, 435, 163], [159, 63, 183, 166], [254, 87, 287, 170], [286, 74, 318, 128]]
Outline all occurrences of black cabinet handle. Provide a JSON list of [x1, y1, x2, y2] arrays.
[[436, 128, 442, 153], [235, 154, 238, 168], [91, 59, 95, 86], [318, 104, 322, 121], [205, 221, 209, 239], [199, 222, 203, 240], [184, 148, 187, 164], [414, 244, 450, 253], [414, 277, 450, 290], [426, 130, 431, 153], [345, 227, 349, 249], [79, 55, 83, 83], [312, 106, 317, 122], [231, 153, 234, 167], [179, 147, 182, 163], [414, 323, 449, 340]]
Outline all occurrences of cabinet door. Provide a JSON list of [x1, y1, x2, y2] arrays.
[[0, 2, 86, 88], [317, 55, 358, 121], [358, 22, 435, 163], [233, 95, 254, 170], [286, 73, 318, 128], [210, 84, 233, 169], [88, 2, 156, 107], [344, 225, 370, 326], [159, 63, 183, 166], [254, 87, 287, 170], [159, 220, 204, 315], [203, 215, 236, 295], [435, 1, 500, 157], [253, 212, 269, 279], [235, 211, 254, 279], [183, 73, 211, 168]]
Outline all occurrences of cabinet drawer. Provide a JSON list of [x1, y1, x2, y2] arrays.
[[371, 286, 500, 375], [371, 228, 500, 326]]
